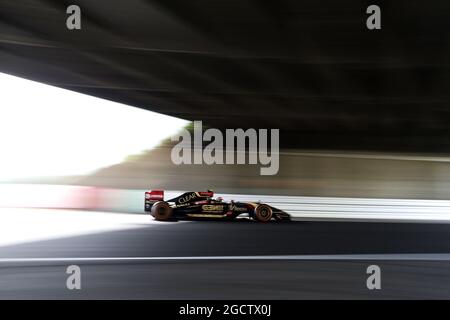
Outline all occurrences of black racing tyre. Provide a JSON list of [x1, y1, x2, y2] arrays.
[[150, 201, 173, 221], [253, 204, 273, 222]]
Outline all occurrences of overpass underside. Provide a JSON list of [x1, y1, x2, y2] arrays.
[[1, 1, 449, 152]]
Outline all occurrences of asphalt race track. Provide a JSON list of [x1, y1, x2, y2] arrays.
[[1, 209, 450, 299]]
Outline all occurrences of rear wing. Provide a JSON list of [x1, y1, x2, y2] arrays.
[[145, 190, 164, 201]]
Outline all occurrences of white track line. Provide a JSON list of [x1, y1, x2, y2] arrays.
[[1, 254, 450, 263]]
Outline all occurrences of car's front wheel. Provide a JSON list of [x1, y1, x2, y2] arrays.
[[150, 201, 173, 221], [253, 204, 273, 222]]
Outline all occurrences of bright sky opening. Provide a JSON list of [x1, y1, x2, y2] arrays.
[[0, 72, 189, 180]]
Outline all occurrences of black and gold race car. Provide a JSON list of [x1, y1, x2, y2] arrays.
[[144, 190, 290, 222]]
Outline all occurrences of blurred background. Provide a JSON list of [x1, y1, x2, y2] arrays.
[[0, 0, 450, 213]]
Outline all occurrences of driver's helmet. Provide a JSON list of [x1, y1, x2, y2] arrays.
[[216, 197, 223, 202]]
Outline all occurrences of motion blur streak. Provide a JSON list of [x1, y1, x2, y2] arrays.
[[2, 185, 450, 223], [3, 253, 450, 263], [0, 208, 181, 247], [217, 193, 450, 223]]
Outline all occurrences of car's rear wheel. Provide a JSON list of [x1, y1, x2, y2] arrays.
[[253, 204, 273, 222], [151, 201, 173, 221]]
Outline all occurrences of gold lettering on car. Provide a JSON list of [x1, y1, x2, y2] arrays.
[[202, 205, 224, 211]]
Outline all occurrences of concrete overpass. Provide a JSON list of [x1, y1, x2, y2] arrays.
[[1, 0, 449, 151]]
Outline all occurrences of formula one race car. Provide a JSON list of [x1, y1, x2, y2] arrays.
[[144, 190, 291, 222]]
